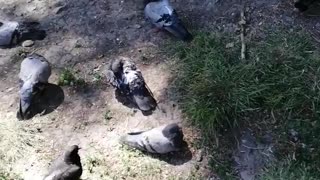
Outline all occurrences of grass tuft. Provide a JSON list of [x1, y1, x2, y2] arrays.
[[259, 157, 318, 180], [170, 30, 320, 178], [58, 69, 85, 86]]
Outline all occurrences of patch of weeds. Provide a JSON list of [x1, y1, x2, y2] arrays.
[[0, 170, 22, 180], [170, 30, 320, 178], [86, 156, 102, 174], [58, 69, 85, 86], [93, 73, 102, 83], [104, 110, 112, 122]]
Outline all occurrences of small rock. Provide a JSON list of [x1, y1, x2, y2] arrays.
[[225, 42, 234, 48], [133, 24, 142, 29], [289, 129, 300, 143], [6, 87, 14, 92], [196, 150, 203, 162], [22, 40, 34, 47], [53, 3, 67, 14], [36, 128, 42, 133]]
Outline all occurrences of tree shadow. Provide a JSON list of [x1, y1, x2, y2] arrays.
[[17, 83, 65, 120], [114, 88, 155, 116]]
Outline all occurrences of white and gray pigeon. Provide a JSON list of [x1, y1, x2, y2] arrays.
[[120, 123, 185, 154], [0, 20, 46, 48], [144, 0, 193, 41], [18, 53, 51, 120], [43, 145, 82, 180], [106, 57, 157, 112]]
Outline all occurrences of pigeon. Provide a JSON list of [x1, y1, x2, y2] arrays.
[[17, 53, 51, 120], [44, 145, 82, 180], [120, 123, 185, 154], [0, 20, 46, 48], [106, 57, 157, 112], [294, 0, 320, 15], [144, 0, 193, 41]]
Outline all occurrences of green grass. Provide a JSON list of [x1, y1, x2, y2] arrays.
[[170, 30, 320, 178], [259, 158, 318, 180], [58, 69, 85, 86], [0, 171, 22, 180], [104, 110, 112, 122]]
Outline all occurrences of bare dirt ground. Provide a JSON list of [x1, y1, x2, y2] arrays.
[[0, 0, 319, 179]]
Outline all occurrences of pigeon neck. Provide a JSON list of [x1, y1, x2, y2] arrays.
[[64, 152, 81, 166]]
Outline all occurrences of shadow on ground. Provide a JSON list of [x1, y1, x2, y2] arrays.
[[146, 142, 192, 166], [17, 83, 65, 120]]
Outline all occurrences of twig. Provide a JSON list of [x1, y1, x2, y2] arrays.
[[240, 6, 246, 60], [242, 144, 266, 150]]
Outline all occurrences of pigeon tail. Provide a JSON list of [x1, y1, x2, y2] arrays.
[[164, 15, 193, 42], [131, 86, 157, 112], [120, 132, 144, 150]]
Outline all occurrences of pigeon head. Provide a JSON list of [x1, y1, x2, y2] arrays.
[[64, 145, 81, 165], [18, 81, 38, 120], [162, 123, 184, 148]]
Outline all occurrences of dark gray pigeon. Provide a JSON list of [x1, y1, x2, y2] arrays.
[[144, 0, 193, 41], [106, 57, 157, 112], [17, 53, 51, 120], [120, 123, 185, 154], [294, 0, 320, 15], [0, 20, 46, 48], [44, 145, 82, 180]]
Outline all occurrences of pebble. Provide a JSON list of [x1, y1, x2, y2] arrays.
[[133, 24, 142, 29], [22, 40, 34, 47], [54, 6, 65, 14], [225, 42, 234, 48], [196, 150, 203, 162]]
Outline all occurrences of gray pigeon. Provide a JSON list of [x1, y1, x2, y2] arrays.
[[294, 0, 320, 15], [44, 145, 82, 180], [0, 20, 46, 48], [17, 53, 51, 120], [106, 57, 157, 112], [144, 0, 193, 41], [120, 123, 185, 154]]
